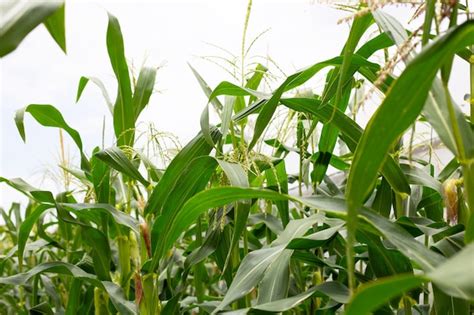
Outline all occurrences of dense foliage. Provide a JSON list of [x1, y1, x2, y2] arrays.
[[1, 1, 473, 314]]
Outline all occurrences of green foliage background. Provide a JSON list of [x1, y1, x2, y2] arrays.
[[0, 1, 473, 314]]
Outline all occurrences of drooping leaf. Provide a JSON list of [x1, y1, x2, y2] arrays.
[[345, 275, 425, 315], [0, 1, 65, 57], [223, 282, 349, 315], [76, 76, 114, 113], [0, 262, 136, 314], [95, 147, 149, 187], [60, 203, 139, 233], [161, 187, 446, 279], [427, 243, 474, 300], [188, 63, 223, 116], [347, 244, 474, 314], [0, 177, 55, 204], [214, 216, 321, 312], [14, 104, 90, 171]]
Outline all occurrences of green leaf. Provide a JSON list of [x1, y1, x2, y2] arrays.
[[373, 10, 472, 158], [76, 76, 89, 102], [313, 13, 373, 183], [17, 204, 55, 270], [65, 279, 82, 315], [287, 224, 344, 250], [60, 203, 139, 234], [218, 160, 251, 272], [358, 230, 412, 281], [1, 240, 49, 269], [225, 282, 349, 314], [221, 96, 235, 141], [257, 282, 349, 312], [427, 243, 474, 300], [265, 159, 289, 226], [144, 128, 221, 216], [0, 262, 136, 315], [150, 156, 218, 268], [312, 85, 352, 184], [421, 0, 436, 45], [346, 20, 474, 222], [345, 275, 425, 315], [29, 302, 54, 315], [91, 147, 111, 204], [256, 250, 291, 304], [94, 147, 149, 186], [0, 177, 55, 204], [347, 244, 474, 314], [209, 81, 270, 101], [14, 104, 90, 171], [76, 76, 114, 113], [249, 56, 378, 149], [161, 187, 444, 278], [132, 67, 157, 120], [106, 12, 133, 147], [401, 164, 442, 193], [0, 206, 17, 243], [152, 157, 247, 271], [214, 216, 320, 312], [371, 178, 392, 217], [188, 63, 223, 115], [43, 3, 66, 53], [81, 226, 112, 281], [0, 1, 65, 57], [245, 63, 268, 105], [209, 55, 379, 150], [249, 213, 283, 234], [184, 228, 221, 270], [432, 284, 470, 315], [281, 97, 410, 196], [216, 245, 286, 313], [373, 10, 474, 216], [257, 224, 343, 305]]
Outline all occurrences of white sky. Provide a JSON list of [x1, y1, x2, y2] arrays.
[[0, 1, 470, 206]]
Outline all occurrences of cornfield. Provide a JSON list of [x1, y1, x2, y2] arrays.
[[1, 1, 473, 314]]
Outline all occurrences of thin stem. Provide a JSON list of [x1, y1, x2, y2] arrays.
[[395, 193, 406, 219], [241, 0, 253, 85], [194, 216, 205, 303], [470, 54, 473, 123], [423, 235, 429, 304], [468, 1, 473, 122], [345, 204, 357, 294]]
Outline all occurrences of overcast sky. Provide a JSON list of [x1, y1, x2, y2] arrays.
[[0, 1, 470, 206]]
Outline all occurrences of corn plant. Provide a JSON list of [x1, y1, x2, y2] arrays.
[[1, 1, 474, 315]]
